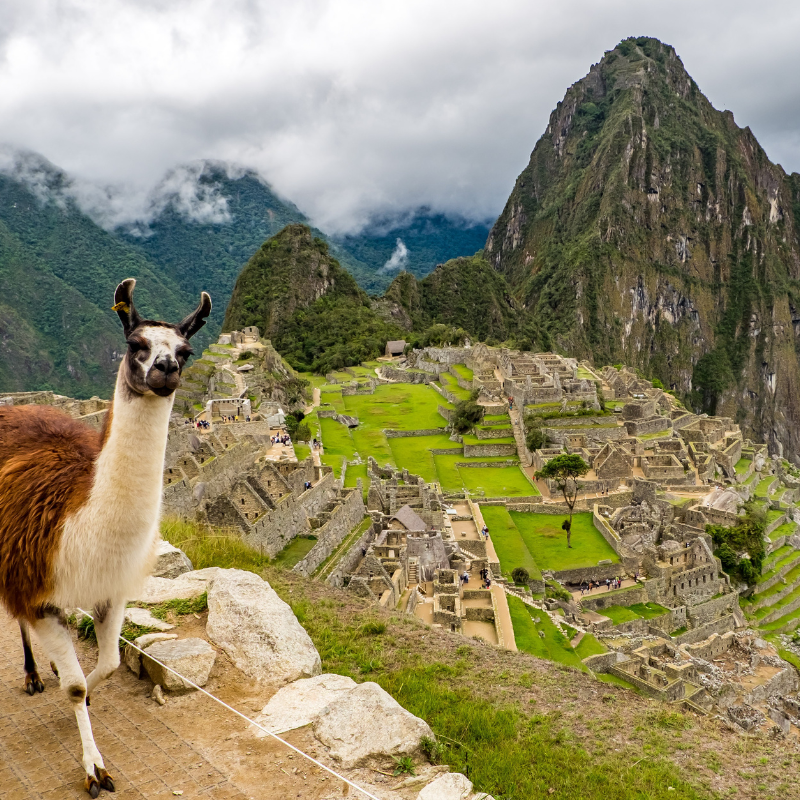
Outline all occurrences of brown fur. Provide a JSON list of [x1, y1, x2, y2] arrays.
[[0, 406, 101, 620]]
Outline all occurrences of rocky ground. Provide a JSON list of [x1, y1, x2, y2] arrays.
[[5, 560, 800, 800]]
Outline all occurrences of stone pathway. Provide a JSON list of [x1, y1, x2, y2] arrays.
[[0, 610, 248, 800]]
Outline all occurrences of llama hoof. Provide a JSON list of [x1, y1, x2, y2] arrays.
[[50, 661, 59, 677], [85, 774, 100, 798], [95, 767, 115, 792], [85, 694, 91, 707], [24, 672, 45, 695]]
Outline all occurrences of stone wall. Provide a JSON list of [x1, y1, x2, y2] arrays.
[[581, 584, 647, 611], [624, 416, 672, 437], [553, 563, 626, 584], [463, 441, 517, 457], [293, 489, 368, 577], [475, 426, 514, 440], [240, 471, 339, 557], [670, 615, 736, 646], [327, 519, 379, 588], [380, 366, 437, 384], [686, 592, 739, 627]]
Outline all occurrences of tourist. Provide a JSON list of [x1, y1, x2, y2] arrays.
[[606, 578, 611, 591]]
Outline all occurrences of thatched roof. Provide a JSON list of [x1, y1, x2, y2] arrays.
[[391, 504, 426, 532]]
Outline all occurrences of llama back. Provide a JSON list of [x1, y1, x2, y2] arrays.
[[0, 406, 100, 619]]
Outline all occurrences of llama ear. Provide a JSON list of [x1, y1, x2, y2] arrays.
[[113, 278, 141, 335], [178, 292, 212, 339]]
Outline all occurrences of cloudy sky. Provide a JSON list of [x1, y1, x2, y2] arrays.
[[0, 0, 798, 233]]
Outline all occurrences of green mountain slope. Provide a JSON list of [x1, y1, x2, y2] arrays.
[[485, 36, 800, 457], [0, 166, 201, 397], [119, 162, 490, 304], [223, 224, 403, 372], [378, 254, 519, 343]]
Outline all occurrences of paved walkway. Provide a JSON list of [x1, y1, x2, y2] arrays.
[[0, 610, 248, 800]]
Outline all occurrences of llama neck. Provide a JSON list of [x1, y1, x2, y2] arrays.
[[89, 373, 174, 518]]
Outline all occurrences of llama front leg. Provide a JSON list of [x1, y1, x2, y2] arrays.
[[32, 612, 115, 797], [19, 620, 45, 695], [85, 600, 126, 700]]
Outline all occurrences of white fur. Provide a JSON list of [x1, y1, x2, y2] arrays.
[[134, 325, 187, 378], [53, 360, 174, 609], [35, 322, 181, 784]]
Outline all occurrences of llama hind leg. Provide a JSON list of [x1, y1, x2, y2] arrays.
[[32, 613, 114, 797], [19, 620, 45, 695], [85, 600, 125, 700]]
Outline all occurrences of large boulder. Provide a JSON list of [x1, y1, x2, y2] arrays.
[[142, 637, 216, 691], [152, 540, 193, 579], [313, 681, 434, 767], [133, 567, 221, 604], [205, 569, 321, 686], [253, 674, 357, 736], [124, 633, 178, 678]]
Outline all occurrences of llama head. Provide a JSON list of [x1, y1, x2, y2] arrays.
[[113, 278, 212, 398]]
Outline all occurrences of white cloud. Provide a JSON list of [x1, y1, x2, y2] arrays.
[[0, 0, 798, 233], [379, 238, 409, 273]]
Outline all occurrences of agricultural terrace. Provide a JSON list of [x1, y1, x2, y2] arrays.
[[305, 378, 536, 497]]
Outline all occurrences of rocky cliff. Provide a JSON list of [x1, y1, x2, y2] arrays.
[[485, 36, 800, 460]]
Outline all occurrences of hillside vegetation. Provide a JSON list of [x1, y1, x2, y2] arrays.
[[0, 167, 199, 397], [163, 519, 800, 800], [223, 224, 404, 372], [485, 35, 800, 457]]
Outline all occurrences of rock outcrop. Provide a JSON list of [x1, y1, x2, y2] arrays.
[[152, 540, 193, 579], [142, 638, 217, 691], [205, 569, 321, 685], [313, 681, 434, 767]]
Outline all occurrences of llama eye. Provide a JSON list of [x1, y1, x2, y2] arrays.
[[177, 347, 193, 361], [126, 339, 149, 354]]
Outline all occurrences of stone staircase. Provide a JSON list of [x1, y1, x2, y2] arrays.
[[508, 408, 533, 467]]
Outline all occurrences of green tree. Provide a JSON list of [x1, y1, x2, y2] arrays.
[[511, 567, 530, 585], [451, 390, 484, 433], [534, 454, 590, 548]]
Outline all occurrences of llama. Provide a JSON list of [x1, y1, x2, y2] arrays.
[[0, 279, 211, 797]]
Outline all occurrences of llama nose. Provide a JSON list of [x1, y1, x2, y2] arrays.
[[147, 357, 179, 389]]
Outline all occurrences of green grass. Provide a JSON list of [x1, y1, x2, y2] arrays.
[[574, 633, 608, 659], [600, 603, 668, 624], [460, 466, 538, 497], [294, 442, 311, 461], [509, 512, 619, 571], [484, 414, 511, 422], [388, 434, 459, 483], [480, 506, 540, 579], [343, 463, 369, 501], [451, 363, 474, 381], [271, 536, 318, 569], [438, 371, 473, 401], [507, 595, 586, 670], [344, 383, 449, 431], [755, 477, 775, 495], [734, 458, 752, 476], [769, 520, 796, 542], [597, 673, 639, 690], [670, 626, 688, 637], [161, 517, 272, 572], [759, 546, 797, 582]]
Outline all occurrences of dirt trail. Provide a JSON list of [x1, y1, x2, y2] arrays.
[[0, 609, 383, 800]]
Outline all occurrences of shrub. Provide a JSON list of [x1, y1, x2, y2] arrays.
[[512, 567, 530, 585], [451, 390, 484, 433], [708, 504, 766, 584]]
